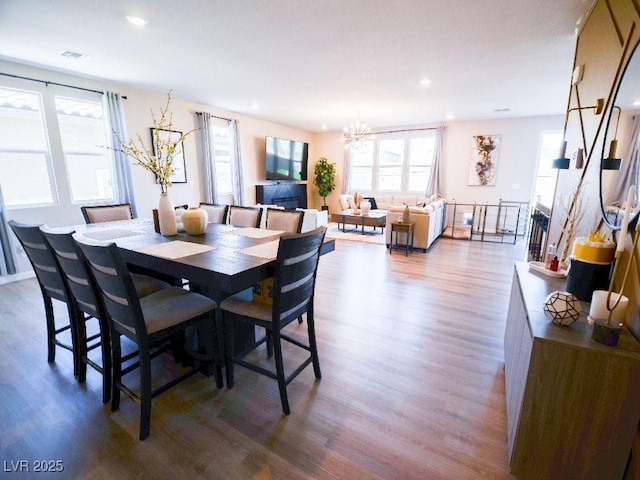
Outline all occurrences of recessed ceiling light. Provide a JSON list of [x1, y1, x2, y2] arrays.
[[445, 113, 454, 120], [126, 15, 148, 26], [633, 99, 640, 106], [419, 78, 431, 87], [250, 103, 260, 110], [321, 123, 327, 130]]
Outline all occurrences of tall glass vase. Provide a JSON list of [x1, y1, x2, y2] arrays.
[[158, 192, 177, 236]]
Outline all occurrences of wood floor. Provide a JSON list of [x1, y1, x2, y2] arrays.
[[0, 237, 525, 479]]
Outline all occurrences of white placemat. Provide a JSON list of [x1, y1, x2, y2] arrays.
[[231, 227, 285, 239], [237, 240, 279, 259], [82, 229, 144, 241], [134, 240, 215, 259]]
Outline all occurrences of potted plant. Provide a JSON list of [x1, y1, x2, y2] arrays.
[[313, 157, 336, 212]]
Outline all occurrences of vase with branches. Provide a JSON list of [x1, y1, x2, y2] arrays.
[[114, 91, 195, 194], [113, 92, 195, 235]]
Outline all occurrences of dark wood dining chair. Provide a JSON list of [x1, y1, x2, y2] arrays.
[[8, 220, 80, 376], [73, 235, 222, 440], [220, 226, 327, 415], [265, 208, 304, 233], [81, 203, 133, 224], [199, 203, 229, 224], [40, 227, 171, 403], [228, 206, 262, 228], [263, 207, 305, 324]]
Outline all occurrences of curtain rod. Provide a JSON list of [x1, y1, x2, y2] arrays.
[[196, 111, 232, 122], [371, 126, 439, 135], [0, 72, 126, 98]]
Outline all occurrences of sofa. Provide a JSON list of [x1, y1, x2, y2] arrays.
[[337, 193, 447, 251]]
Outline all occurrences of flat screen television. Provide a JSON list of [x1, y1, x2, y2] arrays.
[[265, 136, 308, 181]]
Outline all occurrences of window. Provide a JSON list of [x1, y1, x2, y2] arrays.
[[349, 140, 375, 191], [0, 87, 55, 207], [533, 131, 562, 207], [347, 130, 436, 194], [209, 116, 236, 201], [56, 96, 115, 202], [0, 85, 117, 209]]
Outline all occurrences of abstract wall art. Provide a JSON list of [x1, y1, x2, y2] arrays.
[[468, 134, 501, 186]]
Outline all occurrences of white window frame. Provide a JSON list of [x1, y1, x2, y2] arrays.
[[532, 130, 562, 208], [0, 81, 118, 210], [0, 86, 58, 208], [55, 94, 117, 204], [209, 116, 236, 202], [347, 129, 437, 195]]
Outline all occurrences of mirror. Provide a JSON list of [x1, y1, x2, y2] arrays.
[[599, 40, 640, 230]]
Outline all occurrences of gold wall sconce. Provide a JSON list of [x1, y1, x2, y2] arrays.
[[602, 106, 622, 170], [552, 98, 605, 169]]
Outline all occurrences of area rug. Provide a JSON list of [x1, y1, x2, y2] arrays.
[[324, 222, 386, 245]]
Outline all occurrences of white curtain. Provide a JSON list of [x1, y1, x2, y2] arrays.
[[343, 147, 352, 194], [231, 119, 244, 205], [195, 114, 244, 205], [0, 183, 17, 275], [195, 112, 217, 204], [426, 126, 445, 197], [103, 91, 137, 216], [605, 115, 640, 207]]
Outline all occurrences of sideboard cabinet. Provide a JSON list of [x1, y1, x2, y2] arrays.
[[504, 262, 640, 479]]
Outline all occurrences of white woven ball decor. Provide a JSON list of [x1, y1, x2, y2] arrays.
[[543, 290, 581, 326]]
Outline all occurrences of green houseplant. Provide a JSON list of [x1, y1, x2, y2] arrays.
[[313, 157, 336, 211]]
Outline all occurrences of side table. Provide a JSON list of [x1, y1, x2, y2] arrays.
[[390, 221, 414, 256]]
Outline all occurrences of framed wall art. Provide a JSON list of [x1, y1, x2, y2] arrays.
[[468, 134, 501, 186], [150, 128, 187, 184]]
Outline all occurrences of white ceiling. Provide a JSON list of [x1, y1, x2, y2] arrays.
[[0, 0, 595, 132]]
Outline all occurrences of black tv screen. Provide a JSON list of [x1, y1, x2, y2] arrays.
[[265, 136, 308, 181]]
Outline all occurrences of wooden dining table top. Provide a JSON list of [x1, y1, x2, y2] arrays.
[[71, 218, 335, 300]]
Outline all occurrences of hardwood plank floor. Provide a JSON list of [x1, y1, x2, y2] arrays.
[[0, 237, 524, 479]]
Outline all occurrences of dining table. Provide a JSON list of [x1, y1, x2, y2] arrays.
[[69, 217, 335, 381]]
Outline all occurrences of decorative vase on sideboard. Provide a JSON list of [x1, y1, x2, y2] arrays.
[[158, 192, 177, 236], [181, 207, 208, 235]]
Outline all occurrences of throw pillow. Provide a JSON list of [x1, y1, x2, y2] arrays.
[[364, 197, 378, 210]]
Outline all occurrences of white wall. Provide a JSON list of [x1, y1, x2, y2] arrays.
[[309, 115, 564, 213]]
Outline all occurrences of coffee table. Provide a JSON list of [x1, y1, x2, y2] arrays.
[[331, 210, 387, 234]]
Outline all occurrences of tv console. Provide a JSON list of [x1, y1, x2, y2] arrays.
[[256, 183, 307, 209]]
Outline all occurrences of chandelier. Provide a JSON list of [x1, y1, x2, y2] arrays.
[[341, 121, 375, 150]]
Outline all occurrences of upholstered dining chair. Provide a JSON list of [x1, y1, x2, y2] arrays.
[[73, 235, 222, 440], [220, 226, 327, 415], [265, 208, 304, 233], [8, 220, 80, 376], [228, 205, 262, 228], [263, 208, 305, 324], [81, 203, 133, 224], [40, 227, 171, 403], [199, 203, 229, 224]]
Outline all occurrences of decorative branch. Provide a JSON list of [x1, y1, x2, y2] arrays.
[[558, 183, 588, 265], [110, 91, 196, 193]]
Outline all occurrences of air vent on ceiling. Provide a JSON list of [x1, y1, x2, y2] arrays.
[[60, 50, 90, 60]]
